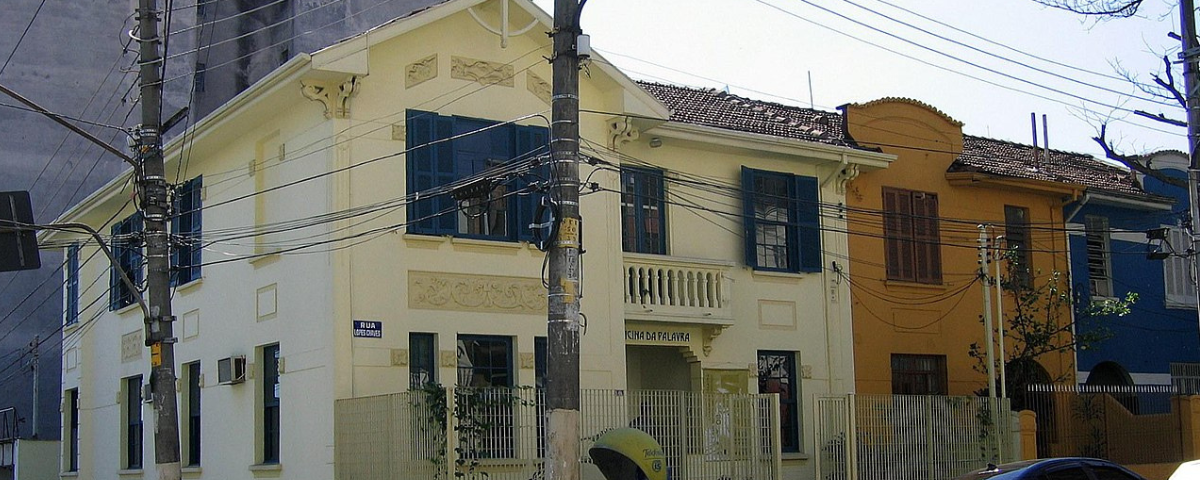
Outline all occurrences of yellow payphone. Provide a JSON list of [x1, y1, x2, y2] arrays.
[[588, 428, 667, 480]]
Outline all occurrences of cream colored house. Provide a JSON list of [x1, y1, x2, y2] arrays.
[[50, 0, 892, 479]]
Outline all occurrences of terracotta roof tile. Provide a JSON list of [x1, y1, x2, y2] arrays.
[[637, 81, 857, 148], [954, 135, 1169, 202]]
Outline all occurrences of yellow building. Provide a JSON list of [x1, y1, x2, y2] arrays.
[[46, 1, 894, 478], [841, 99, 1081, 396]]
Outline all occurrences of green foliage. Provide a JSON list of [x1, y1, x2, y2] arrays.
[[413, 384, 537, 479], [968, 249, 1137, 398]]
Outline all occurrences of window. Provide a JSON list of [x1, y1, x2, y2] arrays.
[[1164, 227, 1196, 308], [1090, 466, 1143, 480], [66, 388, 79, 472], [457, 335, 513, 388], [65, 243, 79, 325], [742, 167, 821, 273], [406, 110, 549, 242], [1085, 216, 1112, 298], [883, 188, 942, 284], [758, 351, 801, 453], [110, 213, 143, 311], [261, 344, 281, 464], [891, 354, 948, 395], [1005, 206, 1032, 287], [457, 336, 515, 458], [410, 333, 437, 389], [184, 361, 201, 466], [193, 63, 206, 93], [621, 167, 666, 254], [172, 176, 203, 286], [125, 375, 143, 470]]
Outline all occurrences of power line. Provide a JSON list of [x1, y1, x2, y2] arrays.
[[0, 0, 48, 78]]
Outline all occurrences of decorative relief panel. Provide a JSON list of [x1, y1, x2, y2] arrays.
[[409, 271, 545, 314], [451, 56, 514, 87], [121, 331, 142, 363], [405, 54, 438, 88], [527, 71, 551, 104]]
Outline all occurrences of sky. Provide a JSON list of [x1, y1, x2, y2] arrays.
[[530, 0, 1189, 160]]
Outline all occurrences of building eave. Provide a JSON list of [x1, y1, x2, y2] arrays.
[[944, 171, 1086, 198], [650, 122, 894, 169]]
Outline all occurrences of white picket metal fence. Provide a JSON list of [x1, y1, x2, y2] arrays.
[[334, 388, 782, 480], [815, 394, 1017, 480]]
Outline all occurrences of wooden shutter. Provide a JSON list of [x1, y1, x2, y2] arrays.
[[912, 192, 941, 284], [1165, 227, 1195, 306], [883, 188, 915, 282], [742, 167, 759, 269], [406, 110, 456, 234], [796, 175, 821, 273]]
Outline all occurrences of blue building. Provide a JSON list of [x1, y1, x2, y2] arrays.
[[1067, 149, 1200, 390]]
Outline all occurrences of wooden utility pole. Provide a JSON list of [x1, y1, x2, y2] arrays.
[[134, 0, 182, 478], [546, 0, 582, 479]]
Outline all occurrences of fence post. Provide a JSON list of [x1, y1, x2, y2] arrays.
[[847, 393, 857, 480], [1018, 410, 1037, 461], [445, 387, 457, 479]]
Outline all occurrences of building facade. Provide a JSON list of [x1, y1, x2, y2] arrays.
[[1069, 149, 1200, 390], [50, 0, 892, 478], [841, 98, 1082, 397]]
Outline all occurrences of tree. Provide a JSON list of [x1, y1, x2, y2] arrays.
[[1029, 0, 1192, 190], [968, 252, 1136, 404]]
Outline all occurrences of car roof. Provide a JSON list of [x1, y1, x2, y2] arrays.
[[956, 458, 1146, 480]]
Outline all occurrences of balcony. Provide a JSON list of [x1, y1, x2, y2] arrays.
[[623, 253, 734, 325]]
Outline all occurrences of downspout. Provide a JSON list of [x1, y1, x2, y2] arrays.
[[1065, 193, 1091, 223]]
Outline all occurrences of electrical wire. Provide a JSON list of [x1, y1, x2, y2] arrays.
[[0, 0, 48, 78]]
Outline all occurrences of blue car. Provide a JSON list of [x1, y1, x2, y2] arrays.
[[956, 458, 1148, 480]]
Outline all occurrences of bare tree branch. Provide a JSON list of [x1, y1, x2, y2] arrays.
[[1133, 109, 1188, 126], [1094, 123, 1188, 187], [1155, 54, 1189, 107], [1031, 0, 1144, 17]]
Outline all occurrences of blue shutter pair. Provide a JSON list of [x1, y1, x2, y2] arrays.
[[171, 176, 202, 286], [741, 167, 821, 273], [407, 110, 549, 241], [110, 213, 144, 310]]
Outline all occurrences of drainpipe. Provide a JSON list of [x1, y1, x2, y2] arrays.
[[1063, 194, 1088, 385]]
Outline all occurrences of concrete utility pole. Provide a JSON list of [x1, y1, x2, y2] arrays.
[[546, 0, 582, 479], [978, 227, 997, 399], [134, 0, 182, 478], [1181, 0, 1200, 338]]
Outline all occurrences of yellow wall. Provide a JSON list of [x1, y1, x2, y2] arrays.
[[843, 99, 1076, 396]]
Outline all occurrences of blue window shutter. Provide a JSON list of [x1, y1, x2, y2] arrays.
[[170, 189, 182, 286], [796, 175, 821, 273], [515, 125, 548, 242], [432, 116, 457, 234], [190, 176, 203, 282], [110, 219, 123, 310], [407, 110, 457, 235], [741, 167, 759, 269]]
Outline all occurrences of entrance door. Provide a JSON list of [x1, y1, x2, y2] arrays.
[[626, 345, 692, 391]]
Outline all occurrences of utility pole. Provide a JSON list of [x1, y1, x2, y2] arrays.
[[29, 336, 37, 439], [978, 227, 997, 399], [134, 0, 182, 478], [1181, 0, 1200, 339], [546, 0, 582, 479]]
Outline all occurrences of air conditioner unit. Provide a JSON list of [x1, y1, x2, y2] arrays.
[[142, 384, 154, 403], [218, 356, 246, 385]]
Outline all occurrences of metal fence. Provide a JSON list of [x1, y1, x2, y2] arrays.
[[815, 394, 1016, 480], [334, 388, 782, 480], [1023, 384, 1184, 464]]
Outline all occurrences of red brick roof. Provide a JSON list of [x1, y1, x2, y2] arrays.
[[637, 81, 855, 148], [953, 135, 1168, 201], [638, 81, 1168, 203]]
